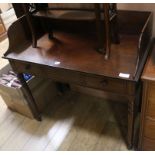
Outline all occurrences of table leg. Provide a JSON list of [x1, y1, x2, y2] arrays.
[[128, 98, 136, 149], [17, 73, 42, 121]]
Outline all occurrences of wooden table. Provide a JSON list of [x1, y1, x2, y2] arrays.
[[3, 10, 153, 149]]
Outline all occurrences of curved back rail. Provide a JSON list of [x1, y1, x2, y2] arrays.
[[4, 15, 31, 57]]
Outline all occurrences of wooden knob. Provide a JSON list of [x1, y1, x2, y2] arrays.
[[101, 79, 108, 86], [25, 64, 31, 70]]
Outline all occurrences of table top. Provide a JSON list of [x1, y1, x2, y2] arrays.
[[142, 41, 155, 81], [5, 31, 139, 81]]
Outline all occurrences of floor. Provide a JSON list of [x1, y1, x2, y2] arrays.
[[1, 8, 17, 30], [0, 7, 16, 41], [0, 38, 129, 151]]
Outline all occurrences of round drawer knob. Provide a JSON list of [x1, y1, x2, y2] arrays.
[[25, 64, 31, 70], [101, 79, 108, 86]]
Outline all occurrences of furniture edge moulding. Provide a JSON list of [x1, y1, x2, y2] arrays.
[[140, 38, 155, 82], [3, 12, 45, 58], [138, 80, 149, 150], [3, 15, 32, 57]]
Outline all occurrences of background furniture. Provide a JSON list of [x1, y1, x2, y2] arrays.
[[139, 41, 155, 150], [0, 14, 6, 41]]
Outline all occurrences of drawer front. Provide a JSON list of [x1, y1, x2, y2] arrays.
[[85, 75, 127, 94], [146, 99, 155, 118], [12, 61, 85, 85], [12, 61, 127, 94], [148, 82, 155, 98], [144, 118, 155, 140]]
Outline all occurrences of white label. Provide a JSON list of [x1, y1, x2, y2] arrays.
[[54, 61, 60, 65], [119, 73, 130, 78]]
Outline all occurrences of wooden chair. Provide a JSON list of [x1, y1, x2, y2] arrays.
[[22, 3, 119, 60]]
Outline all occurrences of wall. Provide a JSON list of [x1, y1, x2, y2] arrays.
[[118, 3, 155, 36]]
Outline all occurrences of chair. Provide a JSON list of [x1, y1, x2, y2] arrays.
[[22, 3, 119, 60]]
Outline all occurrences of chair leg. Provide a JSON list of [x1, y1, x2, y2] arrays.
[[48, 33, 54, 40], [46, 20, 54, 40], [22, 4, 38, 48], [103, 4, 111, 60], [111, 17, 120, 44], [29, 19, 37, 48], [94, 4, 105, 54], [41, 18, 54, 40], [111, 16, 120, 44], [32, 33, 37, 48], [110, 3, 120, 44]]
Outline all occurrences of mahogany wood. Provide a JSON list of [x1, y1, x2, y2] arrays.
[[3, 9, 153, 150]]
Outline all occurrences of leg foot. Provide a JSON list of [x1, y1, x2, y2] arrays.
[[127, 98, 136, 150], [48, 33, 54, 40], [97, 48, 105, 54], [32, 39, 37, 48], [36, 115, 42, 121]]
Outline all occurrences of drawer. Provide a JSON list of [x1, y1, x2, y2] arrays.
[[13, 61, 83, 84], [144, 118, 155, 140], [15, 61, 42, 75], [11, 61, 88, 87], [146, 99, 155, 118], [148, 82, 155, 98], [142, 137, 155, 151], [12, 61, 127, 94], [84, 75, 127, 94]]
